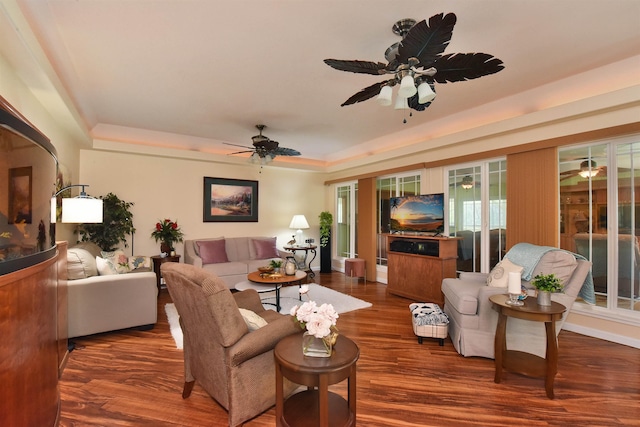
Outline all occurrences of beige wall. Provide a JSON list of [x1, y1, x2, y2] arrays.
[[79, 146, 326, 267]]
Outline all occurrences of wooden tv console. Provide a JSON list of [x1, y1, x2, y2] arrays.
[[385, 234, 459, 305]]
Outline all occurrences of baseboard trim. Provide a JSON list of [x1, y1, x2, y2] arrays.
[[562, 322, 640, 349]]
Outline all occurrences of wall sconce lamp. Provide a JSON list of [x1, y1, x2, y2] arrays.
[[51, 184, 103, 223], [289, 214, 310, 246]]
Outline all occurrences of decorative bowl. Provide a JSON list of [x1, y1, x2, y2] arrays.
[[258, 266, 274, 273]]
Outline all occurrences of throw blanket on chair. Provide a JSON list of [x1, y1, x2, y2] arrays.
[[505, 243, 596, 304]]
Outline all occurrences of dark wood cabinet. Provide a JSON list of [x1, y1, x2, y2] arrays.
[[386, 234, 459, 305]]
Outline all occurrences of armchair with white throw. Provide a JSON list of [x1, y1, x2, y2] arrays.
[[441, 243, 593, 359]]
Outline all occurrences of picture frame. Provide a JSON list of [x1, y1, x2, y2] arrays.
[[203, 177, 258, 222], [8, 166, 32, 224]]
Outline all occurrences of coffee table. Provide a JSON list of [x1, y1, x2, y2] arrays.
[[242, 270, 307, 312], [275, 333, 359, 427], [489, 293, 566, 399]]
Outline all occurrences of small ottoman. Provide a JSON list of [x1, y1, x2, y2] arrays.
[[409, 303, 449, 346]]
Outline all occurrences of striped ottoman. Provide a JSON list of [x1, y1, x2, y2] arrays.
[[409, 303, 449, 346]]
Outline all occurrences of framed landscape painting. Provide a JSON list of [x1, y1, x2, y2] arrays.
[[203, 177, 258, 222]]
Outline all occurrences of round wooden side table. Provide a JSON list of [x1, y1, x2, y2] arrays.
[[489, 293, 566, 399], [275, 333, 359, 427]]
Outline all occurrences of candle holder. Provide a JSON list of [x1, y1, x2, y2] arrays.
[[506, 292, 525, 306]]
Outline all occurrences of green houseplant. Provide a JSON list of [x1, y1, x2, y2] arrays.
[[151, 218, 184, 252], [77, 193, 135, 251], [531, 273, 563, 306], [319, 211, 333, 273]]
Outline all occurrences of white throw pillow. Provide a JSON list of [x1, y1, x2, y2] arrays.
[[238, 308, 268, 331], [67, 248, 98, 279], [487, 258, 523, 288], [96, 256, 117, 275]]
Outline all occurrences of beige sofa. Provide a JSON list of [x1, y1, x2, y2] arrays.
[[184, 237, 288, 288], [66, 242, 158, 338]]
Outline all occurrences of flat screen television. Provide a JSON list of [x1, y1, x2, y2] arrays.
[[389, 193, 445, 234], [1, 96, 58, 275]]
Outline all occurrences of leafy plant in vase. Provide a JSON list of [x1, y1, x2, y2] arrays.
[[151, 218, 184, 254], [269, 259, 283, 273], [531, 273, 563, 306], [319, 211, 333, 273]]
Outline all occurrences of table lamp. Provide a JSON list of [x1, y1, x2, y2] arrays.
[[289, 215, 310, 246]]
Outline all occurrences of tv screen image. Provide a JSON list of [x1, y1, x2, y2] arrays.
[[389, 193, 445, 234]]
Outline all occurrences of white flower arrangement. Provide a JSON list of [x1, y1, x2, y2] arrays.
[[290, 284, 339, 338]]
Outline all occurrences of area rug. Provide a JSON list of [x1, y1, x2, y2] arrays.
[[164, 284, 371, 349], [260, 283, 372, 315], [164, 303, 183, 350]]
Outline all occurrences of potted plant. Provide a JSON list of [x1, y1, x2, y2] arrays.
[[269, 259, 283, 273], [319, 211, 333, 273], [151, 218, 184, 253], [77, 193, 135, 251], [531, 273, 563, 306]]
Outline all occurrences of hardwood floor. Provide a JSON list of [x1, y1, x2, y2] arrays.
[[59, 272, 640, 426]]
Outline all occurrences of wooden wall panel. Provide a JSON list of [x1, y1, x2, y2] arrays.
[[0, 255, 60, 426], [506, 147, 559, 248], [357, 177, 377, 281]]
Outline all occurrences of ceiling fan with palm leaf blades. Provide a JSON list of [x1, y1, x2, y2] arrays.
[[224, 124, 300, 164], [324, 13, 504, 120]]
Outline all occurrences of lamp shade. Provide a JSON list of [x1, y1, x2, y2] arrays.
[[62, 197, 103, 223], [417, 82, 436, 104], [377, 85, 393, 106], [398, 74, 417, 98], [394, 95, 408, 110], [289, 215, 310, 230]]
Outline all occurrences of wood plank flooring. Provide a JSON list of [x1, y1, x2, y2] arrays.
[[59, 272, 640, 426]]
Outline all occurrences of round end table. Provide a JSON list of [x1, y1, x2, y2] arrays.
[[275, 333, 359, 427]]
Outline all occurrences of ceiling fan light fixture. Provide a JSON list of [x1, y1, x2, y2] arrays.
[[417, 82, 436, 104], [578, 160, 599, 178], [377, 85, 393, 106], [394, 95, 408, 110], [398, 74, 417, 98], [461, 175, 474, 189]]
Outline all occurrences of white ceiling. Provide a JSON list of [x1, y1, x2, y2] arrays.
[[10, 0, 640, 166]]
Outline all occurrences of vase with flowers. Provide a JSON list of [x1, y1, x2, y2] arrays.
[[151, 218, 184, 254], [290, 285, 339, 357]]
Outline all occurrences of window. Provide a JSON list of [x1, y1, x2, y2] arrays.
[[376, 173, 421, 266], [336, 182, 357, 258], [559, 138, 640, 316], [447, 160, 507, 273]]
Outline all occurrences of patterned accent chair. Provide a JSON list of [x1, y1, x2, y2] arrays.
[[161, 263, 301, 427]]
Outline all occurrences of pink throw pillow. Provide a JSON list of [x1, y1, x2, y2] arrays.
[[253, 238, 279, 259], [197, 239, 229, 264]]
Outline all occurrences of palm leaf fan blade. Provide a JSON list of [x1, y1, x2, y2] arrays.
[[341, 81, 387, 106], [323, 59, 388, 75], [273, 147, 301, 156], [432, 53, 504, 83], [397, 13, 456, 67]]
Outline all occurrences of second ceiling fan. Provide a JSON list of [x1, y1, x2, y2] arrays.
[[225, 125, 300, 164]]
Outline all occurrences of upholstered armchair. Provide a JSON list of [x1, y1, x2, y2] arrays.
[[161, 263, 302, 427], [441, 244, 591, 359]]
